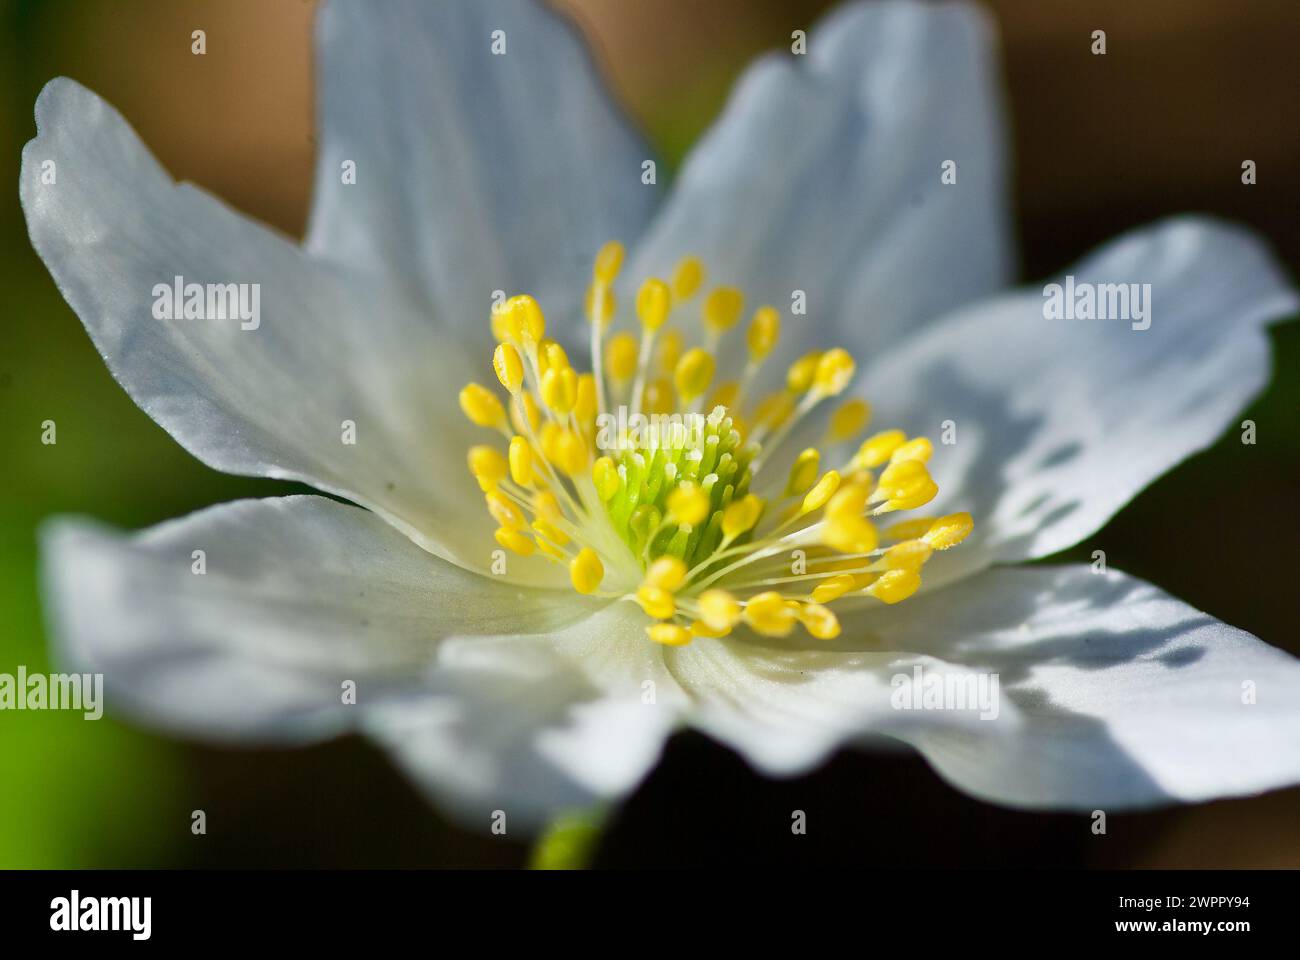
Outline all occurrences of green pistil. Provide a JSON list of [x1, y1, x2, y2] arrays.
[[603, 406, 756, 569]]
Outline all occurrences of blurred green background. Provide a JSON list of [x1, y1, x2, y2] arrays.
[[1, 0, 1297, 867]]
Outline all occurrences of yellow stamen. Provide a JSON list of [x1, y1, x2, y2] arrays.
[[801, 470, 842, 513], [508, 436, 533, 486], [647, 622, 692, 646], [606, 333, 639, 383], [636, 278, 671, 331], [593, 240, 625, 285], [636, 586, 675, 619], [493, 343, 524, 394], [743, 591, 797, 637], [671, 256, 704, 301], [924, 512, 974, 550], [667, 482, 709, 527], [467, 445, 508, 492], [827, 399, 870, 443], [570, 547, 604, 594], [698, 589, 741, 632], [785, 448, 820, 496], [674, 348, 715, 404], [495, 527, 536, 556], [702, 287, 744, 336], [746, 307, 780, 362], [459, 383, 506, 430]]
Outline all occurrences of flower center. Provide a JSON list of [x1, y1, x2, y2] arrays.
[[459, 242, 972, 646]]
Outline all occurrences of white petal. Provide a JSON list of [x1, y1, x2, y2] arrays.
[[669, 566, 1300, 809], [307, 0, 660, 347], [851, 566, 1300, 808], [20, 77, 561, 585], [861, 217, 1297, 588], [41, 496, 588, 743], [364, 602, 682, 830], [627, 0, 1011, 355]]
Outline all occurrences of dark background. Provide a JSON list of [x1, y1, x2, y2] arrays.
[[1, 0, 1297, 867]]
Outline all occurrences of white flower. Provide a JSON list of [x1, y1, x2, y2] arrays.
[[21, 0, 1300, 833]]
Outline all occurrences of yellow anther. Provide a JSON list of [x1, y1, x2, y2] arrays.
[[585, 282, 616, 329], [785, 448, 821, 497], [569, 547, 604, 594], [827, 399, 871, 443], [539, 340, 569, 377], [813, 348, 855, 396], [826, 481, 870, 518], [486, 490, 526, 531], [459, 383, 506, 429], [698, 589, 741, 632], [494, 526, 536, 556], [674, 348, 715, 404], [647, 622, 692, 647], [667, 482, 709, 527], [645, 556, 687, 592], [510, 391, 540, 434], [490, 302, 513, 343], [657, 330, 683, 375], [702, 286, 744, 334], [644, 377, 674, 415], [553, 429, 588, 476], [467, 445, 508, 491], [786, 351, 823, 394], [799, 602, 841, 640], [855, 430, 907, 468], [689, 619, 730, 639], [636, 278, 671, 331], [574, 373, 597, 425], [541, 365, 579, 415], [811, 573, 858, 604], [877, 459, 938, 511], [532, 518, 569, 548], [593, 240, 625, 285], [493, 343, 524, 394], [884, 539, 932, 570], [746, 306, 780, 362], [884, 517, 935, 541], [533, 490, 562, 522], [867, 568, 921, 604], [890, 436, 933, 465], [721, 494, 763, 538], [924, 512, 974, 550], [754, 390, 795, 429], [508, 436, 533, 486], [606, 332, 639, 383], [743, 591, 797, 637], [636, 585, 676, 620], [823, 512, 878, 555], [592, 456, 621, 501], [708, 381, 739, 411], [506, 294, 545, 344], [536, 538, 566, 560], [671, 256, 705, 301], [802, 470, 842, 513]]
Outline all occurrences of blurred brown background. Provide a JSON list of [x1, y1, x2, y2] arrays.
[[1, 0, 1297, 867]]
